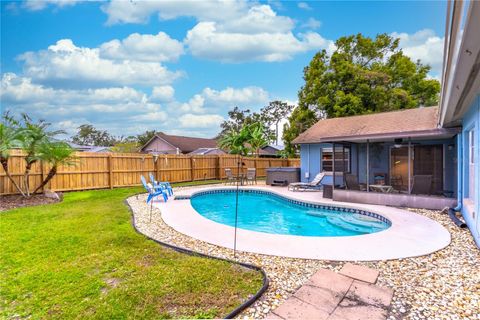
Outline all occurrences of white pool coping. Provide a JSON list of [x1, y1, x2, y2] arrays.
[[154, 185, 451, 261]]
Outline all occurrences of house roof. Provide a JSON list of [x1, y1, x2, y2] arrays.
[[292, 106, 459, 144], [142, 132, 218, 153], [188, 148, 226, 155]]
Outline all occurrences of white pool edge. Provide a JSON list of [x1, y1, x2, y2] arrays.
[[155, 185, 451, 261]]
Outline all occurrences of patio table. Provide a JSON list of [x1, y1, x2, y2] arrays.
[[369, 184, 394, 193]]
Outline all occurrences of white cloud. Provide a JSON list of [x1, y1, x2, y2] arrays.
[[102, 0, 247, 25], [297, 2, 312, 10], [391, 29, 444, 75], [301, 18, 321, 30], [179, 114, 224, 128], [150, 86, 175, 102], [18, 39, 183, 88], [185, 22, 333, 62], [99, 32, 184, 62], [177, 86, 270, 113], [22, 0, 84, 11]]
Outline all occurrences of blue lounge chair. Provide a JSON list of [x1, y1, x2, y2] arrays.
[[149, 173, 173, 196], [141, 175, 168, 203]]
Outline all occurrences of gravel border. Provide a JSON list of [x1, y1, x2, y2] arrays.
[[127, 185, 479, 320]]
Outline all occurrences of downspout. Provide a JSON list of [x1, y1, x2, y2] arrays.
[[448, 133, 467, 228]]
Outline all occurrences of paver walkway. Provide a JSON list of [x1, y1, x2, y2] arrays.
[[267, 263, 393, 320]]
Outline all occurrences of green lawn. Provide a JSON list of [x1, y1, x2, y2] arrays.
[[0, 184, 263, 319]]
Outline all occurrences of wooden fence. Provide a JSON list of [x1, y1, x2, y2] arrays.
[[0, 150, 300, 195]]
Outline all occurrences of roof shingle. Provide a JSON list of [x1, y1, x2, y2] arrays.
[[293, 107, 444, 144]]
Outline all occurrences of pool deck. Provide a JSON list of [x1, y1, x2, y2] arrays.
[[153, 185, 451, 261]]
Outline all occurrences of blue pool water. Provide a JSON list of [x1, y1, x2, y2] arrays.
[[190, 190, 390, 237]]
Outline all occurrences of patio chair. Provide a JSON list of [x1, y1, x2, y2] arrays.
[[149, 172, 173, 196], [245, 168, 257, 185], [288, 172, 326, 191], [345, 174, 367, 191], [411, 175, 432, 195], [224, 168, 237, 185], [141, 175, 168, 221]]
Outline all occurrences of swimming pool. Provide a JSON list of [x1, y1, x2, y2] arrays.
[[191, 190, 390, 237]]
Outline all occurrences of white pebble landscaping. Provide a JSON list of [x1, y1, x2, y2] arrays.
[[127, 186, 479, 320]]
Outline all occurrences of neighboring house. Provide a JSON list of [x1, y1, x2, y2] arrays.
[[140, 132, 218, 154], [188, 148, 226, 155], [293, 1, 480, 246], [259, 145, 285, 157], [59, 141, 112, 152]]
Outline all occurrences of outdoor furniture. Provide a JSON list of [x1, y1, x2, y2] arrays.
[[288, 172, 325, 191], [369, 184, 394, 193], [140, 175, 168, 203], [245, 168, 257, 185], [345, 174, 367, 191], [224, 168, 237, 185], [390, 175, 404, 191], [148, 173, 173, 196], [411, 175, 432, 195]]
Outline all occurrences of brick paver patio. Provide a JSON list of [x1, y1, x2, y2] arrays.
[[267, 263, 393, 320]]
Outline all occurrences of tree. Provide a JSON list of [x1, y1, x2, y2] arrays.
[[33, 141, 75, 194], [283, 33, 440, 156], [260, 101, 294, 145], [1, 113, 75, 197], [71, 124, 116, 146], [0, 113, 24, 196], [111, 141, 139, 153], [218, 106, 275, 142], [136, 130, 157, 147], [218, 123, 268, 157]]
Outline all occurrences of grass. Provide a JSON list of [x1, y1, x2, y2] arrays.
[[0, 184, 263, 319]]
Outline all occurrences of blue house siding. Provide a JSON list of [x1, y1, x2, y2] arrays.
[[459, 94, 480, 246]]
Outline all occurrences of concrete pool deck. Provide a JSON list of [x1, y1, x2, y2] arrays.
[[154, 185, 451, 261]]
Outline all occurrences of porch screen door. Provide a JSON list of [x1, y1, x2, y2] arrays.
[[414, 145, 444, 194]]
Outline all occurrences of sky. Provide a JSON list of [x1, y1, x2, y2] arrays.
[[1, 0, 447, 140]]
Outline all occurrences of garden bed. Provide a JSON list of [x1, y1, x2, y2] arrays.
[[0, 194, 61, 211]]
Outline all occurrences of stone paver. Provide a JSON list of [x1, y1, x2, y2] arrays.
[[339, 262, 380, 283], [345, 280, 393, 308], [267, 265, 393, 320], [271, 296, 330, 320]]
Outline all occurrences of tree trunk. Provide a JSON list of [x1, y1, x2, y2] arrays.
[[24, 161, 34, 197], [0, 157, 26, 197], [276, 121, 279, 145], [33, 166, 57, 194]]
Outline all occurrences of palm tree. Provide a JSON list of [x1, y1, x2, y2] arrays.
[[0, 114, 25, 196], [33, 141, 75, 194], [19, 114, 65, 196]]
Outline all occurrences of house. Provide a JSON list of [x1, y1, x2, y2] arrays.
[[188, 148, 226, 155], [140, 132, 218, 154], [293, 1, 479, 246], [259, 145, 285, 157]]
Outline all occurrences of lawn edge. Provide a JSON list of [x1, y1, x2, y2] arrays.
[[124, 192, 269, 319]]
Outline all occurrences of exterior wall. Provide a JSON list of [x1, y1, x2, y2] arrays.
[[143, 137, 178, 154], [300, 139, 456, 193], [460, 94, 480, 245]]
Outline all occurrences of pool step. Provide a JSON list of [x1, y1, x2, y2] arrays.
[[326, 216, 381, 234], [338, 214, 386, 229]]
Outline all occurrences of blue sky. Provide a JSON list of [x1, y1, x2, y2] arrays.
[[1, 0, 447, 139]]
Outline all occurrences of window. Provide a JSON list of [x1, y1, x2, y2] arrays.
[[322, 147, 350, 172]]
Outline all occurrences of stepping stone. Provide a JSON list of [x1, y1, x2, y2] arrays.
[[294, 285, 343, 314], [339, 263, 379, 284], [306, 268, 353, 294], [328, 302, 387, 320], [344, 280, 393, 309], [272, 296, 330, 320]]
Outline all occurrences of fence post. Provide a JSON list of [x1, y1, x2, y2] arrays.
[[190, 156, 195, 182], [217, 156, 221, 180], [108, 154, 113, 189], [40, 160, 45, 192]]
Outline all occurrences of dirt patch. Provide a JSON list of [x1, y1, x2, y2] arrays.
[[0, 194, 61, 211]]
